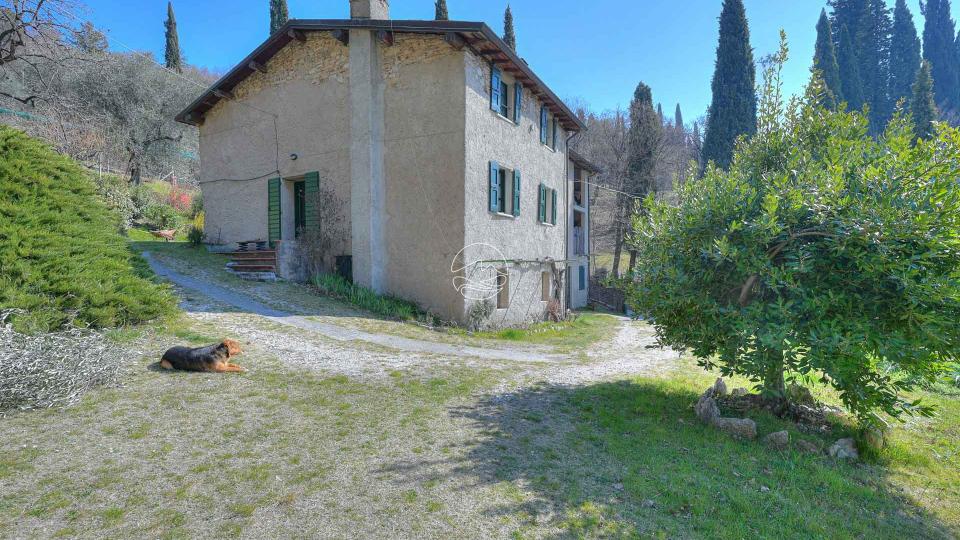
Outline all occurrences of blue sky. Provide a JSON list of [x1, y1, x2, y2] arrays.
[[80, 0, 959, 124]]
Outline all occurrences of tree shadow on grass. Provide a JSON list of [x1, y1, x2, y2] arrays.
[[427, 380, 951, 538]]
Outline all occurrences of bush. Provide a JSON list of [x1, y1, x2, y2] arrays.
[[620, 40, 960, 425], [92, 173, 135, 230], [312, 273, 423, 322], [189, 190, 203, 218], [187, 212, 204, 246], [0, 127, 176, 332], [144, 203, 181, 230]]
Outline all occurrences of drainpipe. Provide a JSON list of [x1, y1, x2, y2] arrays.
[[564, 130, 581, 312]]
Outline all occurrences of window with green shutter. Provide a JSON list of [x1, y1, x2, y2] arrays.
[[538, 183, 546, 222], [551, 188, 558, 225], [267, 177, 281, 246], [540, 106, 548, 145], [513, 83, 523, 124], [489, 161, 500, 213], [512, 170, 521, 217], [490, 66, 502, 113], [552, 118, 559, 150]]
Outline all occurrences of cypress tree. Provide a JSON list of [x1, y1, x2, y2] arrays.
[[856, 0, 892, 131], [164, 1, 182, 73], [675, 104, 684, 130], [503, 5, 516, 51], [830, 0, 868, 108], [657, 103, 664, 124], [837, 25, 865, 110], [702, 0, 756, 169], [888, 0, 921, 110], [921, 0, 960, 113], [814, 9, 843, 108], [830, 0, 868, 40], [911, 59, 938, 138], [270, 0, 289, 35], [435, 0, 449, 21]]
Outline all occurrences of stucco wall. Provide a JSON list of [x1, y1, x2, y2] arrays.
[[198, 33, 351, 253], [381, 34, 467, 320], [461, 51, 569, 326]]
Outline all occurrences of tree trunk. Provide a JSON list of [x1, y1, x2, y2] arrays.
[[611, 228, 623, 278], [628, 249, 638, 271], [762, 350, 788, 415], [129, 163, 142, 185]]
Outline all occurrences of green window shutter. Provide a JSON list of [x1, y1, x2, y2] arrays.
[[552, 118, 559, 150], [268, 177, 282, 246], [512, 169, 521, 217], [538, 183, 546, 222], [303, 171, 319, 231], [513, 83, 523, 124], [540, 106, 548, 144], [551, 188, 558, 225], [490, 67, 502, 112], [489, 161, 500, 212]]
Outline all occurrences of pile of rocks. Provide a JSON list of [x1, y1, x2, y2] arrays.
[[694, 378, 860, 461]]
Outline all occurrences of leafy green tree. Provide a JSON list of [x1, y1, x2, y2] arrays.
[[503, 5, 516, 51], [621, 37, 960, 425], [921, 0, 960, 113], [888, 0, 921, 109], [836, 25, 865, 109], [435, 0, 449, 21], [674, 103, 684, 130], [270, 0, 289, 35], [702, 0, 756, 169], [813, 9, 843, 108], [911, 59, 938, 138], [164, 1, 182, 73], [856, 0, 892, 131]]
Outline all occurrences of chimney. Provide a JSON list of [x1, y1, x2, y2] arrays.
[[350, 0, 389, 20]]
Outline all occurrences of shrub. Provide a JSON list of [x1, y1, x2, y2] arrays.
[[166, 184, 192, 213], [187, 211, 204, 246], [620, 39, 960, 425], [189, 190, 203, 218], [92, 173, 135, 230], [144, 203, 181, 230], [0, 127, 176, 332], [312, 273, 423, 322]]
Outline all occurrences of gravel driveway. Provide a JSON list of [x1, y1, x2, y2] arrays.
[[143, 251, 680, 384]]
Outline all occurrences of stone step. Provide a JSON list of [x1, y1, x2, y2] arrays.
[[227, 251, 276, 259], [229, 264, 277, 273], [227, 269, 278, 282]]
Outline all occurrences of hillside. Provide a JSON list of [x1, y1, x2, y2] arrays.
[[0, 127, 175, 333]]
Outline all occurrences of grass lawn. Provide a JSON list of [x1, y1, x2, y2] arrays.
[[1, 310, 957, 538]]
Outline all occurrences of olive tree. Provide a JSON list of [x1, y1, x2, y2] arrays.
[[621, 37, 960, 425]]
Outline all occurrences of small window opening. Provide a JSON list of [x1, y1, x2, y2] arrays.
[[497, 269, 510, 309]]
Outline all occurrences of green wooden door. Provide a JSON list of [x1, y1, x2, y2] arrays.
[[268, 177, 281, 246]]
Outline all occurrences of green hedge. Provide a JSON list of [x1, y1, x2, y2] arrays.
[[0, 127, 176, 333]]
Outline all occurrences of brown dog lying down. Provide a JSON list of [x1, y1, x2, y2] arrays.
[[160, 339, 246, 373]]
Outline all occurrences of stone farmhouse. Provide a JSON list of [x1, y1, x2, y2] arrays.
[[176, 0, 598, 326]]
